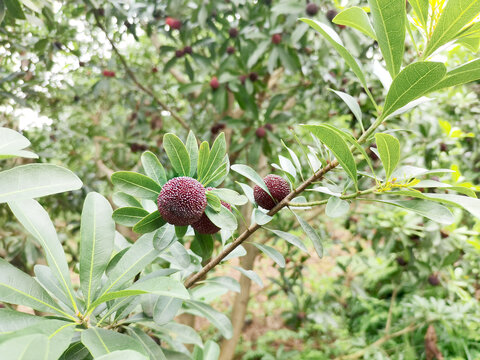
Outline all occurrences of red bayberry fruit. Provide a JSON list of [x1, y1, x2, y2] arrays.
[[326, 9, 338, 22], [229, 27, 239, 38], [210, 76, 220, 90], [254, 175, 290, 210], [183, 46, 193, 54], [152, 67, 158, 73], [239, 74, 247, 84], [166, 17, 182, 30], [306, 3, 319, 16], [175, 49, 185, 58], [428, 274, 440, 286], [157, 177, 207, 226], [227, 46, 235, 55], [256, 127, 266, 138], [265, 123, 273, 131], [102, 70, 115, 77], [192, 188, 232, 234], [271, 33, 282, 44], [249, 72, 258, 82]]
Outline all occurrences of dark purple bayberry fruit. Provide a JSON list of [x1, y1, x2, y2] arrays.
[[183, 46, 193, 55], [249, 72, 258, 82], [256, 127, 266, 138], [175, 49, 185, 58], [210, 76, 220, 90], [192, 188, 232, 234], [306, 3, 319, 16], [254, 174, 290, 210], [157, 177, 207, 226], [271, 33, 282, 44], [326, 9, 338, 22], [428, 274, 440, 286], [227, 46, 235, 55], [229, 27, 239, 38], [265, 123, 273, 131], [396, 256, 408, 266]]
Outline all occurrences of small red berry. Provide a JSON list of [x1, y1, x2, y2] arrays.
[[326, 9, 338, 22], [183, 46, 193, 54], [265, 123, 273, 131], [249, 72, 258, 82], [271, 33, 282, 44], [229, 27, 239, 38], [256, 127, 266, 138], [210, 76, 220, 90], [152, 67, 158, 73], [166, 17, 182, 30], [192, 188, 232, 234], [227, 46, 235, 54], [175, 49, 185, 58], [254, 175, 290, 210], [306, 3, 319, 16]]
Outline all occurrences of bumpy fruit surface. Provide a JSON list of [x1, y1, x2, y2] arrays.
[[306, 3, 319, 16], [254, 174, 290, 210], [157, 177, 207, 226], [192, 188, 231, 234]]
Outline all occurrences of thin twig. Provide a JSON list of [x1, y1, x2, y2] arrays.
[[385, 286, 399, 333], [89, 6, 190, 131]]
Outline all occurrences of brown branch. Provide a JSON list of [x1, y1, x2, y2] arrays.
[[90, 8, 190, 131]]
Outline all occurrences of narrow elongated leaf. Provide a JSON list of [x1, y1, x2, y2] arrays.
[[294, 213, 323, 258], [0, 164, 82, 203], [204, 341, 220, 360], [163, 134, 190, 176], [209, 188, 247, 205], [267, 229, 308, 252], [96, 350, 148, 360], [231, 164, 271, 195], [206, 193, 222, 212], [197, 141, 210, 182], [112, 207, 149, 226], [0, 334, 47, 359], [382, 62, 446, 118], [200, 133, 226, 184], [102, 232, 159, 294], [375, 133, 400, 180], [0, 258, 65, 316], [111, 172, 161, 201], [429, 59, 480, 92], [331, 90, 363, 131], [80, 193, 115, 309], [303, 124, 358, 189], [81, 328, 148, 358], [253, 243, 285, 268], [372, 199, 454, 224], [126, 327, 167, 360], [409, 0, 429, 29], [34, 265, 72, 311], [113, 192, 142, 208], [153, 296, 183, 325], [8, 199, 77, 312], [201, 277, 241, 293], [156, 322, 203, 347], [186, 131, 199, 177], [368, 0, 406, 77], [0, 127, 34, 157], [5, 0, 25, 19], [233, 266, 263, 287], [153, 224, 176, 252], [0, 308, 44, 333], [247, 39, 270, 68], [133, 211, 166, 234], [300, 18, 369, 92], [185, 301, 233, 339], [254, 208, 273, 225], [333, 7, 377, 40], [325, 196, 350, 218], [141, 151, 167, 186], [424, 0, 480, 57]]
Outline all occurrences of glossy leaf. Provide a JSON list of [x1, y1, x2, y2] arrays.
[[330, 89, 363, 132], [81, 328, 148, 358], [153, 224, 176, 252], [153, 296, 183, 325], [205, 204, 237, 231], [80, 192, 115, 309], [267, 229, 308, 252], [141, 151, 167, 186], [253, 243, 285, 268], [133, 211, 166, 234], [185, 300, 233, 339], [424, 0, 480, 57], [409, 0, 429, 29], [112, 207, 149, 227], [382, 62, 446, 119], [113, 192, 142, 208], [375, 133, 400, 180], [126, 327, 167, 360], [0, 127, 37, 159], [209, 188, 247, 205], [0, 164, 82, 203], [429, 59, 480, 92], [200, 133, 227, 185], [372, 199, 454, 224], [333, 7, 377, 40], [163, 133, 191, 176], [325, 196, 350, 218], [96, 350, 148, 360], [111, 171, 161, 201], [233, 266, 263, 287], [186, 131, 199, 177], [294, 213, 323, 258]]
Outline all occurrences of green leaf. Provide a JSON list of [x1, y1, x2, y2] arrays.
[[113, 192, 142, 208], [141, 151, 167, 186], [0, 258, 66, 316], [0, 308, 44, 334], [153, 224, 176, 252], [254, 208, 273, 225], [153, 296, 183, 325], [112, 207, 149, 227], [333, 7, 377, 40], [252, 243, 285, 268], [372, 199, 454, 224], [233, 266, 263, 287], [186, 131, 199, 178], [185, 300, 233, 339], [325, 197, 350, 218], [80, 192, 115, 309], [0, 0, 5, 23], [206, 192, 222, 212], [300, 18, 370, 93], [8, 199, 77, 312], [368, 0, 406, 77], [163, 133, 191, 176], [5, 0, 25, 19], [424, 0, 480, 58], [209, 188, 247, 205], [34, 265, 72, 312], [205, 205, 237, 231], [197, 141, 210, 182], [409, 0, 429, 29], [204, 341, 220, 360], [101, 232, 160, 294], [382, 62, 446, 119], [200, 133, 226, 185], [81, 328, 148, 358], [247, 39, 270, 68], [294, 213, 323, 258], [204, 160, 229, 188], [88, 277, 189, 311], [0, 334, 48, 359], [330, 89, 364, 132], [429, 59, 480, 92], [375, 133, 401, 180], [231, 164, 271, 195], [126, 327, 167, 360], [266, 229, 308, 252], [0, 164, 82, 203], [200, 276, 241, 293], [111, 171, 161, 201], [0, 127, 36, 158], [95, 350, 148, 360], [133, 211, 166, 234], [303, 124, 358, 189], [155, 322, 202, 347]]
